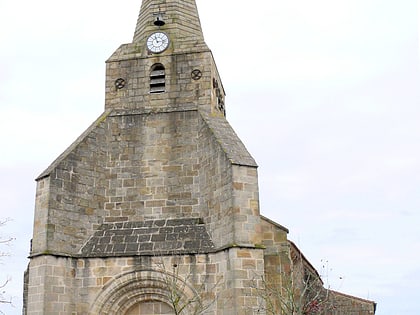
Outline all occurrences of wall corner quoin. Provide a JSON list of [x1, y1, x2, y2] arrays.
[[31, 175, 51, 254], [231, 164, 261, 246]]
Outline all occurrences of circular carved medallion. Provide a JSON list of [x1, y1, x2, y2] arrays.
[[115, 78, 126, 89], [191, 69, 202, 80]]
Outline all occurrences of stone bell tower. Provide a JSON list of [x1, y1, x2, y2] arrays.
[[105, 0, 227, 116], [24, 1, 265, 314]]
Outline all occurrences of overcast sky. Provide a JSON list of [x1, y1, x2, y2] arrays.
[[1, 0, 419, 314]]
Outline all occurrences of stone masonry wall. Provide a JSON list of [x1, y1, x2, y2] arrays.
[[197, 115, 234, 249], [31, 177, 50, 253], [231, 165, 261, 246], [32, 105, 259, 257], [260, 217, 290, 276], [27, 246, 265, 315], [32, 113, 110, 255], [26, 256, 76, 315], [34, 110, 203, 255], [105, 49, 222, 116], [329, 291, 376, 315]]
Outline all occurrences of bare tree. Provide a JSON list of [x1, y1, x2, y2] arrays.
[[252, 245, 337, 315], [0, 218, 14, 313], [153, 255, 220, 315]]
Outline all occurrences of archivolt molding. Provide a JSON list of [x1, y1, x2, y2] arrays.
[[90, 269, 198, 315]]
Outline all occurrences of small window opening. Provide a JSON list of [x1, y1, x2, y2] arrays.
[[150, 64, 166, 93], [213, 78, 226, 116]]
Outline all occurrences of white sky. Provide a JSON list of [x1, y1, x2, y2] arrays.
[[1, 0, 420, 314]]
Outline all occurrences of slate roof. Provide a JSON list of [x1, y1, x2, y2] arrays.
[[200, 111, 258, 167], [80, 218, 215, 257]]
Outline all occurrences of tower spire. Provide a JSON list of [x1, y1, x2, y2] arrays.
[[133, 0, 207, 52]]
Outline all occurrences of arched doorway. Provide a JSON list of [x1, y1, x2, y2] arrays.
[[90, 269, 199, 315]]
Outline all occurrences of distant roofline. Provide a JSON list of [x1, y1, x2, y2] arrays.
[[289, 240, 323, 283], [330, 289, 377, 307], [289, 240, 377, 311]]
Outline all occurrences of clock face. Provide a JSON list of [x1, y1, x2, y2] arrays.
[[146, 32, 169, 53]]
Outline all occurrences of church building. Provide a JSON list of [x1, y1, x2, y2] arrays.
[[24, 1, 376, 314]]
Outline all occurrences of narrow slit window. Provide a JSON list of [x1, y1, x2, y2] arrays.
[[150, 64, 165, 93]]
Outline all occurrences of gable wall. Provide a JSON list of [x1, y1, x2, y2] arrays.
[[31, 108, 259, 256]]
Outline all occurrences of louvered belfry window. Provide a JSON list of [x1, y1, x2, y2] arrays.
[[150, 64, 166, 93]]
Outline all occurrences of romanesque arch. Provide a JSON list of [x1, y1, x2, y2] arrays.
[[89, 269, 199, 315]]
